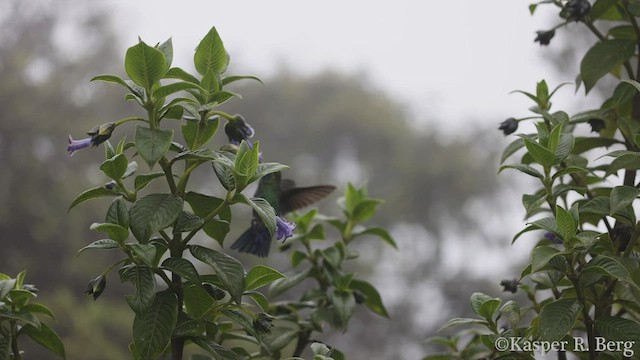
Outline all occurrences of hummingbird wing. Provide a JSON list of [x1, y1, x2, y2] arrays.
[[280, 178, 296, 191], [280, 185, 336, 214]]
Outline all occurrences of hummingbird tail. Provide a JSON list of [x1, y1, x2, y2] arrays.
[[230, 226, 272, 257]]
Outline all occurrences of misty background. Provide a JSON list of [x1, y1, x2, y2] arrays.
[[0, 0, 606, 359]]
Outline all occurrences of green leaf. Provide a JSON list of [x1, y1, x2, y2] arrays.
[[134, 172, 165, 191], [68, 186, 118, 211], [331, 290, 355, 328], [213, 160, 236, 191], [498, 164, 544, 180], [501, 137, 525, 164], [352, 227, 397, 248], [22, 303, 56, 320], [594, 316, 640, 356], [531, 246, 562, 272], [539, 298, 581, 341], [161, 258, 201, 285], [245, 265, 285, 291], [554, 134, 575, 163], [591, 0, 619, 18], [0, 308, 41, 328], [133, 290, 178, 360], [0, 335, 9, 360], [581, 40, 636, 93], [125, 40, 169, 89], [129, 243, 158, 267], [528, 217, 558, 234], [173, 211, 204, 233], [181, 117, 219, 149], [90, 222, 129, 243], [100, 153, 128, 180], [556, 205, 577, 241], [222, 75, 263, 86], [524, 138, 556, 167], [194, 26, 229, 76], [437, 317, 488, 332], [134, 126, 174, 168], [191, 338, 239, 360], [234, 140, 259, 181], [21, 323, 65, 359], [583, 255, 639, 290], [154, 81, 202, 99], [610, 185, 640, 216], [164, 67, 199, 84], [129, 193, 183, 243], [263, 327, 299, 353], [185, 192, 231, 246], [157, 37, 173, 67], [120, 265, 157, 313], [106, 197, 130, 228], [349, 279, 389, 317], [77, 239, 120, 255], [234, 194, 276, 236], [183, 283, 215, 319], [269, 267, 312, 298], [0, 278, 16, 299], [250, 162, 290, 183], [91, 74, 141, 96], [351, 199, 383, 223], [469, 293, 501, 322], [522, 192, 547, 218], [189, 245, 245, 304], [246, 291, 269, 312]]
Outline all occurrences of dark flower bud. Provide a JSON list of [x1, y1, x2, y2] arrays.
[[534, 30, 555, 46], [253, 313, 274, 335], [498, 118, 518, 135], [203, 283, 226, 301], [353, 289, 366, 304], [544, 232, 562, 244], [84, 275, 107, 300], [224, 114, 254, 146], [500, 279, 519, 294], [587, 119, 605, 133], [562, 0, 591, 22], [87, 122, 116, 147]]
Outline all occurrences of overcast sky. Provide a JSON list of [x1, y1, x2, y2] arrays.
[[109, 0, 585, 134]]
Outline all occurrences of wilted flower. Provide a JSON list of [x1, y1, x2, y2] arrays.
[[354, 289, 366, 304], [275, 216, 296, 241], [562, 0, 591, 22], [22, 284, 39, 294], [224, 114, 254, 145], [253, 313, 274, 335], [544, 232, 562, 244], [588, 119, 605, 133], [67, 122, 115, 156], [498, 118, 518, 135], [534, 30, 555, 46], [500, 279, 519, 294], [84, 275, 107, 301]]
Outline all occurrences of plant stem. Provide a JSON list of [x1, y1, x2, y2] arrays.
[[170, 234, 185, 360], [114, 116, 148, 126], [182, 198, 230, 245], [10, 321, 21, 360], [160, 157, 178, 195]]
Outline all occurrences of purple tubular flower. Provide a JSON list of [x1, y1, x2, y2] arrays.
[[67, 136, 92, 156], [275, 216, 296, 241], [544, 232, 562, 244]]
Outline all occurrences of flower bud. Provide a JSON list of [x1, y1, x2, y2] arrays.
[[534, 30, 555, 46], [587, 119, 605, 133], [87, 122, 116, 147], [498, 118, 518, 135], [562, 0, 591, 22], [224, 115, 254, 145], [84, 275, 107, 300], [500, 279, 519, 293], [253, 313, 274, 335]]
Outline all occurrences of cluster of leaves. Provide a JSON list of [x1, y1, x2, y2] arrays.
[[66, 25, 391, 360], [0, 272, 65, 359], [265, 184, 396, 359], [431, 1, 640, 359]]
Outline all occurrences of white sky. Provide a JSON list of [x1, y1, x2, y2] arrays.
[[109, 0, 579, 134]]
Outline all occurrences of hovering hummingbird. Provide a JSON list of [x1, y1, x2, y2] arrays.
[[231, 172, 335, 257]]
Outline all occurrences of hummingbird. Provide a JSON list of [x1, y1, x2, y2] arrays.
[[231, 172, 335, 257]]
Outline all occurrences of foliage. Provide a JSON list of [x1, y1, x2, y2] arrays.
[[66, 26, 393, 359], [0, 272, 65, 359], [431, 1, 640, 359]]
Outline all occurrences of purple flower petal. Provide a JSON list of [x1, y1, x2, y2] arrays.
[[275, 216, 296, 241], [67, 135, 92, 156]]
